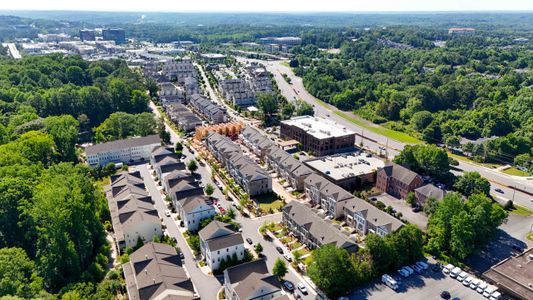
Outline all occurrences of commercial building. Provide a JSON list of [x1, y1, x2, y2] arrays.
[[282, 201, 357, 252], [304, 152, 384, 191], [376, 163, 424, 199], [483, 247, 533, 300], [206, 132, 272, 196], [79, 29, 95, 41], [259, 37, 302, 46], [85, 135, 161, 167], [102, 28, 126, 44], [224, 259, 285, 300], [123, 242, 195, 300], [189, 94, 227, 124], [175, 195, 216, 232], [106, 171, 161, 252], [199, 220, 245, 271], [414, 184, 445, 205], [280, 116, 356, 156]]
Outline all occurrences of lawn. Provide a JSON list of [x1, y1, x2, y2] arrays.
[[502, 167, 532, 177], [254, 193, 284, 212], [334, 111, 422, 145], [527, 232, 533, 242], [509, 204, 533, 217], [95, 176, 110, 191], [289, 241, 303, 250]]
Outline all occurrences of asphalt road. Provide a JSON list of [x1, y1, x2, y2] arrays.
[[234, 57, 533, 210]]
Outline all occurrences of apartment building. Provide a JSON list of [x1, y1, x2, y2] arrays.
[[280, 116, 355, 156], [282, 201, 357, 252], [376, 163, 423, 199], [189, 94, 226, 124], [199, 220, 245, 271], [158, 82, 184, 104], [123, 242, 195, 300], [219, 78, 256, 107], [106, 171, 161, 252], [343, 197, 404, 237], [175, 195, 216, 231], [86, 135, 161, 167], [162, 60, 196, 83], [304, 173, 355, 218], [224, 260, 285, 300]]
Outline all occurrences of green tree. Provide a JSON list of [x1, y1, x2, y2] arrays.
[[254, 243, 263, 255], [0, 178, 33, 248], [66, 66, 86, 86], [454, 172, 490, 197], [307, 244, 357, 298], [257, 93, 278, 124], [204, 184, 214, 197], [272, 258, 288, 279], [405, 192, 416, 207], [410, 111, 433, 131], [364, 234, 396, 274], [423, 197, 439, 215], [187, 160, 198, 173], [175, 142, 183, 153], [43, 115, 79, 162], [295, 100, 314, 116], [0, 247, 44, 298]]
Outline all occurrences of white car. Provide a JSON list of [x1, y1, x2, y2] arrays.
[[457, 271, 468, 281], [443, 264, 454, 275], [450, 267, 462, 278], [283, 253, 292, 262], [462, 276, 473, 286], [483, 285, 497, 298], [165, 210, 171, 217], [477, 281, 488, 293], [470, 278, 480, 289], [297, 282, 308, 294], [489, 291, 501, 300]]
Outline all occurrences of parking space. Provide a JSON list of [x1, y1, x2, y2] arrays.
[[373, 194, 428, 230], [350, 260, 485, 300]]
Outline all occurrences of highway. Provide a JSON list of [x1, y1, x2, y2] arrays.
[[233, 57, 533, 210]]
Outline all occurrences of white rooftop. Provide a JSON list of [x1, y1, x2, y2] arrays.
[[282, 116, 355, 139], [305, 152, 384, 181]]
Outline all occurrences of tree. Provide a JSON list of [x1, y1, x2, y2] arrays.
[[187, 160, 198, 173], [257, 93, 278, 124], [204, 184, 214, 197], [423, 197, 439, 215], [454, 171, 490, 197], [405, 192, 416, 207], [0, 247, 44, 299], [295, 100, 314, 116], [410, 111, 433, 131], [272, 258, 288, 279], [307, 244, 356, 298], [394, 144, 451, 181], [175, 142, 183, 153], [254, 243, 263, 256], [66, 66, 86, 86], [364, 234, 396, 274], [43, 115, 79, 162], [227, 207, 236, 219]]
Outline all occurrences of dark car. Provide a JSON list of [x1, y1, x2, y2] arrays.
[[440, 291, 451, 299], [179, 252, 185, 259], [370, 197, 377, 201], [276, 246, 284, 254], [412, 206, 422, 212], [432, 263, 441, 272], [246, 238, 253, 245], [495, 188, 504, 194], [283, 281, 294, 292]]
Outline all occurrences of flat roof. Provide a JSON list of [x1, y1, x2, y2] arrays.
[[483, 247, 533, 299], [281, 116, 355, 139], [305, 152, 384, 181]]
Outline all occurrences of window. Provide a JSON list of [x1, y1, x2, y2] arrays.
[[217, 250, 220, 254]]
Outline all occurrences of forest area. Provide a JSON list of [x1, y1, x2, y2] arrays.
[[0, 54, 156, 299], [291, 27, 533, 169]]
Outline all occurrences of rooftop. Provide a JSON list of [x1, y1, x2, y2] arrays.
[[305, 152, 384, 181], [281, 116, 355, 139], [86, 135, 160, 156]]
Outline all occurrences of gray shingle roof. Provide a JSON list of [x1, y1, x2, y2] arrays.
[[415, 184, 445, 200], [380, 162, 420, 185], [198, 220, 235, 241], [177, 195, 214, 214], [343, 197, 404, 233], [86, 135, 160, 156], [224, 260, 281, 300]]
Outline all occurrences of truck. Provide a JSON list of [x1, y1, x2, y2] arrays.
[[381, 274, 399, 291]]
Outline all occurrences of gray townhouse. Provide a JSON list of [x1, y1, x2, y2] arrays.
[[219, 78, 256, 107], [224, 259, 286, 300], [304, 173, 355, 219], [162, 170, 196, 192], [161, 169, 203, 206], [414, 183, 445, 206], [240, 126, 274, 159], [153, 156, 185, 180], [343, 197, 404, 237], [282, 201, 357, 252], [123, 242, 195, 300], [189, 94, 226, 124], [199, 220, 245, 271], [175, 195, 216, 231], [206, 132, 242, 167]]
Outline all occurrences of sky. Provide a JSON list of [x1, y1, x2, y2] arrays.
[[1, 0, 532, 12]]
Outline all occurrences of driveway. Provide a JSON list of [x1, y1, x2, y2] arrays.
[[373, 194, 428, 230]]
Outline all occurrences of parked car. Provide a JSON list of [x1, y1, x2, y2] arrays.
[[370, 197, 377, 201], [297, 282, 308, 294], [483, 285, 498, 298], [276, 246, 284, 254], [382, 274, 399, 291], [412, 264, 423, 274], [404, 266, 414, 275], [179, 252, 184, 259], [443, 264, 454, 275], [284, 253, 292, 262], [477, 281, 488, 293], [412, 206, 422, 212], [470, 278, 480, 289], [416, 261, 429, 270], [432, 263, 441, 272], [165, 210, 171, 217], [462, 276, 473, 286], [450, 267, 462, 278], [398, 268, 409, 277], [512, 243, 524, 252], [489, 291, 501, 300], [457, 271, 468, 281], [283, 281, 294, 292], [440, 291, 451, 299], [219, 207, 225, 214], [246, 238, 253, 245]]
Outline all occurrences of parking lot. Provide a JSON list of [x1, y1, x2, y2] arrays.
[[350, 260, 485, 300]]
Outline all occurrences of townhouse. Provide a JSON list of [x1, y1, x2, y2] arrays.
[[123, 242, 195, 300], [106, 171, 162, 252], [224, 259, 285, 300], [199, 220, 245, 271], [376, 162, 424, 199], [162, 60, 196, 83], [189, 94, 226, 124], [343, 198, 404, 237], [175, 195, 216, 232], [219, 78, 256, 107], [282, 201, 357, 252], [85, 135, 161, 166], [150, 146, 185, 180], [304, 173, 354, 219], [240, 125, 274, 159]]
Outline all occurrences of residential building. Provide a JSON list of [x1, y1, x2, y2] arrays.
[[280, 116, 356, 156], [123, 242, 195, 300], [224, 259, 284, 300], [175, 195, 216, 231], [189, 94, 226, 124], [199, 221, 245, 271], [483, 247, 533, 300], [265, 147, 313, 192], [448, 27, 476, 36], [376, 163, 424, 199], [206, 132, 272, 196], [158, 82, 184, 104], [282, 201, 357, 252], [304, 152, 384, 191], [102, 28, 126, 44], [304, 173, 355, 218], [219, 79, 256, 107], [85, 135, 161, 166], [414, 184, 445, 205], [162, 60, 196, 83], [165, 104, 202, 132], [162, 169, 196, 192], [184, 77, 200, 97], [167, 177, 204, 206], [153, 156, 185, 180], [343, 197, 404, 237], [106, 171, 161, 252], [79, 29, 95, 41], [150, 146, 179, 167], [240, 125, 275, 159]]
